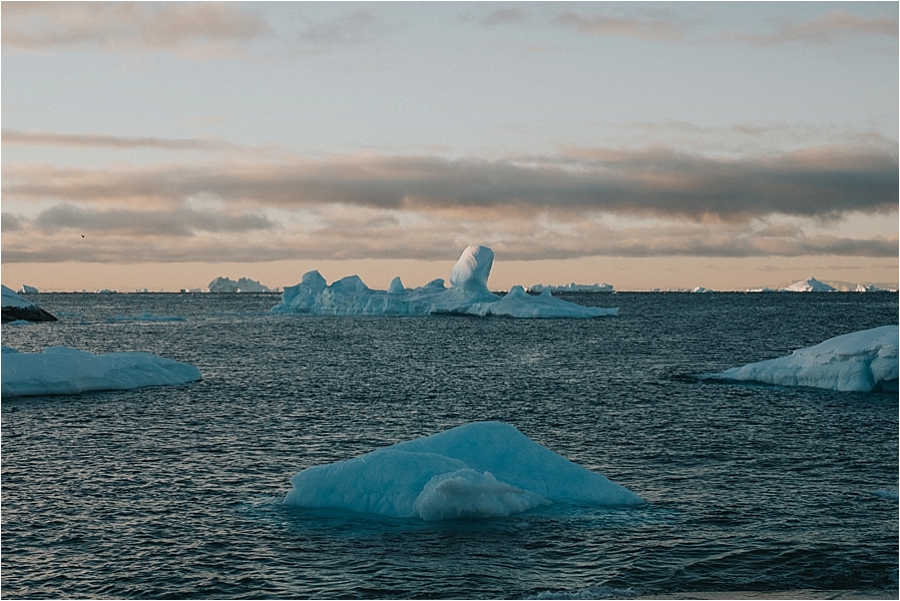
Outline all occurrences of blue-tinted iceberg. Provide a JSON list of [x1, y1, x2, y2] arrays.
[[283, 422, 643, 521], [1, 346, 202, 398], [707, 325, 898, 392], [271, 246, 617, 318]]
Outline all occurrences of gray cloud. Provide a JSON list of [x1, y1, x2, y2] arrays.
[[4, 145, 896, 221], [481, 7, 529, 27], [298, 9, 395, 50], [1, 2, 269, 57], [4, 212, 895, 265], [31, 203, 275, 237], [1, 212, 24, 232], [2, 130, 234, 151]]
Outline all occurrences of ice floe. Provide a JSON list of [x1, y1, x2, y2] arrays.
[[1, 345, 202, 397], [284, 421, 643, 520], [271, 246, 617, 318], [706, 325, 898, 392]]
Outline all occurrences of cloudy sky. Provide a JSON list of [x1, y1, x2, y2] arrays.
[[2, 1, 897, 291]]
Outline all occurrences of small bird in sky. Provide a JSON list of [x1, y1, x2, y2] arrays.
[[81, 234, 85, 238]]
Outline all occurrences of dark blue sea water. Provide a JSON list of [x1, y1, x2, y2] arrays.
[[2, 292, 897, 599]]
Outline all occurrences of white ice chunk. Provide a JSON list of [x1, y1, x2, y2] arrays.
[[284, 422, 643, 521], [708, 325, 898, 392], [271, 246, 616, 318], [1, 346, 202, 398]]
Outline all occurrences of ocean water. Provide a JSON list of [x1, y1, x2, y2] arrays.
[[2, 291, 897, 600]]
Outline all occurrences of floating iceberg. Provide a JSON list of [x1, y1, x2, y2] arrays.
[[21, 285, 39, 294], [706, 326, 898, 392], [1, 346, 202, 398], [271, 246, 617, 318], [529, 282, 614, 293], [1, 285, 56, 323], [208, 276, 271, 293], [284, 422, 643, 521], [782, 277, 835, 292]]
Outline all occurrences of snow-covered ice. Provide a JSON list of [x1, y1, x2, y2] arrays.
[[1, 346, 202, 398], [782, 277, 835, 292], [271, 246, 617, 318], [706, 325, 898, 392], [2, 285, 57, 323], [283, 421, 643, 520]]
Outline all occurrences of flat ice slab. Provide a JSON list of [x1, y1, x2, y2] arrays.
[[707, 326, 898, 392], [2, 346, 202, 398], [271, 245, 617, 318], [284, 421, 643, 521]]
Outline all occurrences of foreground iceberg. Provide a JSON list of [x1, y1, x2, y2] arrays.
[[271, 246, 617, 318], [1, 285, 56, 323], [284, 422, 643, 521], [707, 326, 898, 392], [1, 346, 202, 398]]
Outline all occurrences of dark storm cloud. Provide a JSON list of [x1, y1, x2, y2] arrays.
[[31, 203, 275, 237], [4, 146, 897, 221]]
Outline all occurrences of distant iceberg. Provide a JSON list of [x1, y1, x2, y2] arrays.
[[1, 346, 202, 398], [706, 325, 898, 392], [284, 422, 643, 520], [208, 276, 271, 293], [1, 285, 57, 323], [21, 285, 39, 294], [782, 277, 835, 292], [271, 246, 617, 318], [529, 282, 614, 293]]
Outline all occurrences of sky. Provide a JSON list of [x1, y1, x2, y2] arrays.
[[1, 1, 897, 292]]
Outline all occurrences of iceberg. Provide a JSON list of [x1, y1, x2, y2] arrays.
[[782, 277, 835, 292], [272, 246, 617, 318], [530, 282, 614, 293], [21, 285, 39, 294], [284, 422, 643, 520], [1, 285, 56, 323], [706, 326, 898, 392], [208, 276, 271, 293], [1, 345, 202, 398]]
